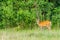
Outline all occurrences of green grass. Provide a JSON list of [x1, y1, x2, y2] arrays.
[[1, 28, 60, 40]]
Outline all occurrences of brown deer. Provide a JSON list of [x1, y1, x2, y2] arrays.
[[34, 0, 52, 30], [36, 19, 51, 30]]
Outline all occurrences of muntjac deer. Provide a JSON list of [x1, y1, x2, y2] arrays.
[[36, 19, 51, 30], [34, 0, 51, 30]]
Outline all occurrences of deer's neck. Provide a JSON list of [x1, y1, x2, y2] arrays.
[[36, 19, 40, 25]]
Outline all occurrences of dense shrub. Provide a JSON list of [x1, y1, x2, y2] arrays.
[[0, 0, 60, 29]]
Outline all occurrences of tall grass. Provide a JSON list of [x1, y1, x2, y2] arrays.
[[1, 29, 60, 40]]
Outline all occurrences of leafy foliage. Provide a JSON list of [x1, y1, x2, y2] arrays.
[[0, 0, 60, 29]]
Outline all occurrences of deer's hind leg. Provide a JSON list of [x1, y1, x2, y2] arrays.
[[47, 25, 51, 30]]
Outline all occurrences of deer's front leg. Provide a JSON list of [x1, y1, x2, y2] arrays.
[[40, 26, 43, 31]]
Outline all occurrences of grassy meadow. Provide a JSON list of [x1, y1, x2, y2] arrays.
[[1, 28, 60, 40]]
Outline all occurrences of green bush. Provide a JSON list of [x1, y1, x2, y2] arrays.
[[0, 0, 60, 29]]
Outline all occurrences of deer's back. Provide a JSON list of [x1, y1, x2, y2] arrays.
[[39, 21, 51, 27]]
